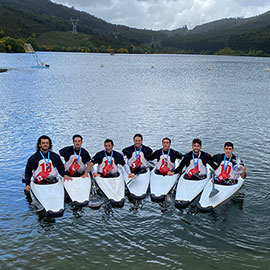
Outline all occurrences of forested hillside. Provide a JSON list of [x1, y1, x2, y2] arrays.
[[0, 0, 269, 56]]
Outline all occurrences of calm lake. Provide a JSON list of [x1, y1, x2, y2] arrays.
[[0, 52, 269, 270]]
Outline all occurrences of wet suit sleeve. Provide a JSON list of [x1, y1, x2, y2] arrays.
[[145, 146, 153, 160], [82, 149, 91, 164], [24, 156, 35, 186], [122, 147, 128, 157], [173, 155, 188, 174], [59, 147, 66, 160], [148, 150, 159, 161], [115, 152, 126, 166], [122, 146, 133, 159], [91, 151, 103, 165], [54, 154, 69, 177], [175, 151, 183, 160], [206, 153, 218, 170]]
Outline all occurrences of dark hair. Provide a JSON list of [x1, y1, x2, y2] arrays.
[[104, 139, 114, 146], [133, 133, 143, 140], [162, 137, 171, 144], [192, 138, 202, 146], [73, 134, 83, 141], [224, 142, 234, 148], [36, 135, 52, 151]]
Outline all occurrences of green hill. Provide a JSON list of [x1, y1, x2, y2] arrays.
[[0, 0, 270, 56]]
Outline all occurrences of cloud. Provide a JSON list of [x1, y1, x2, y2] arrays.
[[52, 0, 270, 30]]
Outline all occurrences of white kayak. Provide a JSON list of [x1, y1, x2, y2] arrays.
[[150, 170, 179, 202], [122, 168, 150, 200], [30, 177, 65, 217], [63, 176, 91, 207], [95, 171, 125, 207], [197, 177, 245, 212], [175, 166, 211, 209]]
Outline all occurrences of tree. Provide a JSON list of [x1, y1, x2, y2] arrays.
[[26, 37, 37, 50], [4, 37, 24, 53], [0, 41, 6, 52], [0, 30, 5, 38]]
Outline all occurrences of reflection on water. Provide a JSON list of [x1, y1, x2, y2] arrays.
[[0, 53, 270, 269]]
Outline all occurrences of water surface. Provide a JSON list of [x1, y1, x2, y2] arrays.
[[0, 52, 269, 269]]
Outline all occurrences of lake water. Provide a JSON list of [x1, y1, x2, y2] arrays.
[[0, 52, 269, 270]]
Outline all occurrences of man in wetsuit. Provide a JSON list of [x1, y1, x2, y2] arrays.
[[59, 134, 91, 178], [212, 142, 247, 184], [24, 135, 71, 191], [148, 137, 182, 175], [168, 138, 217, 179], [82, 139, 131, 178], [122, 134, 153, 176]]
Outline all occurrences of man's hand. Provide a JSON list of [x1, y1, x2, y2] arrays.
[[128, 173, 135, 178], [167, 171, 175, 176], [81, 172, 89, 178], [25, 185, 31, 191], [92, 173, 101, 179], [64, 175, 72, 181]]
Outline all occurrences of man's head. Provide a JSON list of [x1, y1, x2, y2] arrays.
[[133, 134, 143, 149], [37, 135, 52, 152], [104, 139, 114, 153], [224, 142, 234, 158], [73, 134, 83, 150], [162, 137, 171, 151], [192, 138, 202, 154]]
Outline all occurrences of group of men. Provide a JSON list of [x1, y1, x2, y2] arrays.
[[23, 134, 247, 191]]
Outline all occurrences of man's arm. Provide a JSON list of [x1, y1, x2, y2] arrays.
[[206, 153, 218, 170], [241, 166, 247, 179], [176, 151, 183, 160], [82, 161, 95, 178], [147, 150, 158, 161], [168, 157, 186, 175], [24, 157, 35, 190], [55, 154, 72, 180]]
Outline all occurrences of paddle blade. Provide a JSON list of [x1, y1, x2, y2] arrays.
[[209, 188, 219, 198], [88, 195, 103, 209]]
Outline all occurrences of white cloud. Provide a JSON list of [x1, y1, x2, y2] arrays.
[[52, 0, 270, 30]]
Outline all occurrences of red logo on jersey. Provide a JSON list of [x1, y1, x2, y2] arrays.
[[188, 167, 199, 179], [103, 160, 114, 176], [159, 159, 170, 175], [36, 162, 52, 183], [217, 163, 232, 182], [131, 156, 142, 172], [69, 159, 80, 176]]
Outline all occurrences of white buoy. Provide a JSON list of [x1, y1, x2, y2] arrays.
[[266, 68, 270, 72]]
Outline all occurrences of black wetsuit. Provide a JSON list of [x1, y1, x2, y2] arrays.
[[174, 151, 217, 176], [92, 150, 126, 177], [149, 148, 182, 173], [59, 146, 91, 177], [212, 153, 244, 184], [212, 153, 244, 168], [149, 148, 182, 163], [24, 151, 67, 185], [122, 144, 152, 174]]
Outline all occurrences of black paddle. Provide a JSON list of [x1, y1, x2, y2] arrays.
[[209, 171, 219, 198], [88, 179, 103, 209]]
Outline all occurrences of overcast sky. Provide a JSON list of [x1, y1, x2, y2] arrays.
[[52, 0, 270, 30]]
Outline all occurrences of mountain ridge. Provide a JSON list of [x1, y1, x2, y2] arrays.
[[0, 0, 270, 55]]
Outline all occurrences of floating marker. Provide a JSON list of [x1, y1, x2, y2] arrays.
[[100, 64, 104, 68], [266, 68, 270, 72]]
